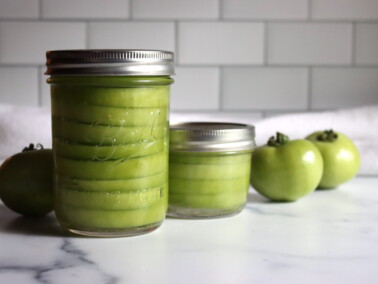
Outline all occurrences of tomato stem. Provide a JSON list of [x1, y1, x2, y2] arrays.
[[22, 143, 44, 152], [268, 132, 289, 147], [316, 129, 338, 142]]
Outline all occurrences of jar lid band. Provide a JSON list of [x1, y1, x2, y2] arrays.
[[45, 49, 175, 76], [170, 122, 256, 152]]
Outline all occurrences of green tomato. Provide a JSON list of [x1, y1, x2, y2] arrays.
[[250, 133, 323, 202], [306, 130, 360, 189], [0, 144, 54, 217]]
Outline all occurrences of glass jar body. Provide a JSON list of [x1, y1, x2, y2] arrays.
[[48, 76, 172, 237], [168, 150, 252, 218]]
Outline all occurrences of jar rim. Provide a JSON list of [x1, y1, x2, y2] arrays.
[[45, 49, 175, 76], [170, 122, 256, 152]]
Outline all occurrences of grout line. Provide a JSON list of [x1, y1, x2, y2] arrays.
[[218, 0, 223, 20], [351, 21, 357, 66], [39, 0, 43, 20], [129, 0, 133, 20], [0, 18, 91, 24], [308, 67, 313, 110], [263, 22, 269, 65], [307, 0, 312, 20], [169, 19, 378, 24], [85, 21, 89, 48], [1, 18, 378, 24]]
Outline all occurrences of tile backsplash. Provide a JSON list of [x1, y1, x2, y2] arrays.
[[0, 0, 377, 117]]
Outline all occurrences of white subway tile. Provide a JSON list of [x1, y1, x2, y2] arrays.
[[88, 22, 175, 52], [223, 0, 308, 19], [42, 0, 129, 19], [222, 67, 308, 110], [356, 24, 378, 65], [132, 0, 218, 19], [179, 22, 264, 65], [0, 67, 39, 106], [0, 0, 39, 19], [268, 23, 352, 65], [0, 22, 86, 64], [312, 68, 378, 109], [312, 0, 378, 20], [171, 67, 219, 111], [40, 68, 51, 107]]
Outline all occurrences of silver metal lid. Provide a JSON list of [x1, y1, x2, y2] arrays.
[[170, 122, 256, 152], [45, 49, 174, 76]]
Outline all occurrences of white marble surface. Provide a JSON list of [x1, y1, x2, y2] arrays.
[[1, 177, 378, 284]]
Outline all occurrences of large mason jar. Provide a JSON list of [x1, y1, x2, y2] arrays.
[[45, 50, 174, 237]]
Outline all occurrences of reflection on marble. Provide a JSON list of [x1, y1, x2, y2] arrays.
[[1, 177, 378, 284]]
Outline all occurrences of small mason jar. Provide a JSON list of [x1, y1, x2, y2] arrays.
[[45, 49, 174, 237], [168, 122, 255, 218]]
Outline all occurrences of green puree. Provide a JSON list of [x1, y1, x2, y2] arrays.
[[49, 76, 171, 235], [169, 151, 252, 217]]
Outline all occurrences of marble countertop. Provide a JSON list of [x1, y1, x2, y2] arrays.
[[1, 177, 378, 284]]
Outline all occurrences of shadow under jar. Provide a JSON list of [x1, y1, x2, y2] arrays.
[[45, 49, 174, 237], [168, 122, 255, 218]]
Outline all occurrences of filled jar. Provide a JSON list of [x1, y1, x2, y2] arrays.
[[45, 49, 174, 237], [168, 122, 255, 218]]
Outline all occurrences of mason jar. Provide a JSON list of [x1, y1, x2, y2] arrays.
[[45, 49, 174, 237], [168, 122, 255, 218]]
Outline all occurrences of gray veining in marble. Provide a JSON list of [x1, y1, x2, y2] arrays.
[[0, 236, 119, 284], [1, 177, 378, 284]]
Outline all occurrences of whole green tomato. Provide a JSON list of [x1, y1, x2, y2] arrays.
[[306, 130, 360, 189], [0, 144, 54, 217], [250, 133, 323, 202]]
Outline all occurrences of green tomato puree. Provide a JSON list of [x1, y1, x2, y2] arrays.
[[168, 151, 252, 218]]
